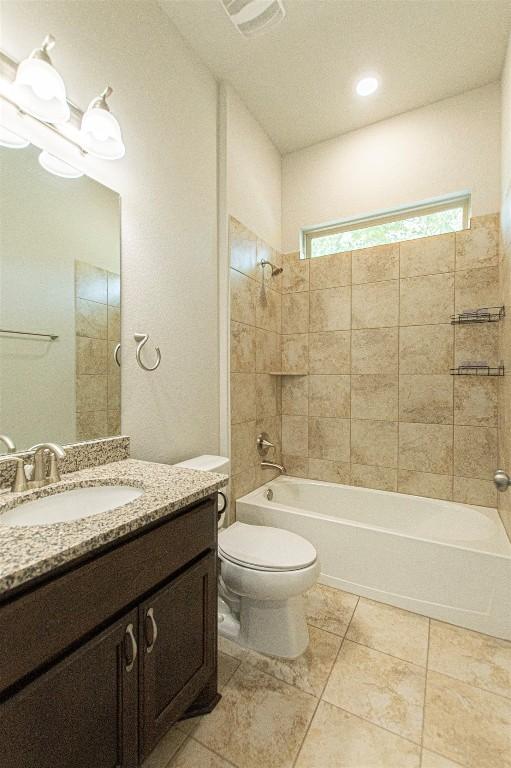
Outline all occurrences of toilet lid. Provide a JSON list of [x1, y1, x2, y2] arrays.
[[218, 522, 317, 572]]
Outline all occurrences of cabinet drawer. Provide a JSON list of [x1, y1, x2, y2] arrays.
[[0, 497, 216, 694]]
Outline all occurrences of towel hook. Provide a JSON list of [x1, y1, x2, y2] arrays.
[[134, 332, 161, 372]]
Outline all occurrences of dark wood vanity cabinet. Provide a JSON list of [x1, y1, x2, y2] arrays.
[[0, 496, 219, 768]]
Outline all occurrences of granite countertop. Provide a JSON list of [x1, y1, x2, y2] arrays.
[[0, 458, 228, 596]]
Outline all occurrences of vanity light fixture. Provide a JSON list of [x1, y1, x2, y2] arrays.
[[13, 35, 70, 124], [356, 76, 379, 96], [38, 150, 83, 179], [0, 125, 30, 148], [80, 86, 125, 160]]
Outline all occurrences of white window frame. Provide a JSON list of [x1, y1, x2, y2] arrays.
[[301, 194, 471, 259]]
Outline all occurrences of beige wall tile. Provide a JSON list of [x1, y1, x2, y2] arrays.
[[471, 214, 499, 230], [352, 280, 399, 329], [347, 597, 429, 666], [351, 374, 398, 421], [421, 749, 463, 768], [281, 334, 308, 373], [231, 466, 257, 503], [107, 409, 120, 436], [282, 292, 309, 334], [255, 286, 281, 333], [107, 272, 120, 307], [231, 321, 256, 372], [351, 464, 397, 491], [107, 368, 121, 410], [400, 233, 455, 278], [308, 458, 351, 483], [309, 286, 351, 331], [282, 415, 308, 457], [107, 306, 120, 341], [352, 243, 399, 284], [308, 417, 350, 461], [231, 268, 257, 325], [323, 641, 426, 743], [281, 252, 309, 293], [309, 331, 350, 373], [454, 426, 498, 479], [282, 455, 309, 478], [398, 469, 452, 500], [455, 266, 500, 314], [352, 328, 398, 374], [400, 273, 454, 326], [229, 218, 257, 279], [76, 298, 107, 339], [399, 423, 453, 474], [424, 670, 511, 768], [351, 419, 398, 467], [281, 375, 308, 415], [399, 375, 453, 424], [231, 420, 257, 475], [75, 260, 108, 303], [77, 337, 107, 375], [295, 700, 421, 768], [231, 373, 256, 424], [309, 251, 351, 290], [454, 378, 498, 426], [454, 323, 499, 367], [255, 328, 280, 372], [399, 324, 453, 374], [76, 410, 107, 441], [76, 374, 107, 412], [309, 375, 350, 417], [455, 226, 499, 271], [255, 373, 280, 418]]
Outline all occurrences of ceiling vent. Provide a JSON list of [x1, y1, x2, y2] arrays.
[[220, 0, 286, 38]]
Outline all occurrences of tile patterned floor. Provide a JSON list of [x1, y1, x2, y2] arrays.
[[144, 584, 511, 768]]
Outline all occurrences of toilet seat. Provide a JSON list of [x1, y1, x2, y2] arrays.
[[218, 521, 317, 572]]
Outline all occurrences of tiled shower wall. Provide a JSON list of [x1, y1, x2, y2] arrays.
[[75, 260, 121, 441], [280, 215, 501, 508], [499, 193, 511, 536]]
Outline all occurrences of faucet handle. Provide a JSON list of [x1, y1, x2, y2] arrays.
[[48, 452, 62, 484], [11, 457, 28, 493], [257, 432, 274, 456]]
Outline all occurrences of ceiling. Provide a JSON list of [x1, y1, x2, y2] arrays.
[[159, 0, 511, 155]]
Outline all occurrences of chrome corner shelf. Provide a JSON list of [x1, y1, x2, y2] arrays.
[[450, 364, 504, 377], [450, 306, 505, 325]]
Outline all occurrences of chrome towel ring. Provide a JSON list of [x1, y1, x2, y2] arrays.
[[134, 332, 161, 372], [113, 343, 121, 367]]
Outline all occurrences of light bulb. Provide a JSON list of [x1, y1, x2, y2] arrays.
[[38, 150, 83, 179], [356, 76, 379, 96]]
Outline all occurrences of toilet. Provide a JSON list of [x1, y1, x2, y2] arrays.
[[174, 455, 320, 659]]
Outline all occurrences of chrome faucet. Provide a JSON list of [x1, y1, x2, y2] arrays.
[[0, 434, 16, 454], [11, 442, 66, 492], [260, 460, 286, 475]]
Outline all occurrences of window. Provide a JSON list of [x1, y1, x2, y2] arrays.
[[303, 195, 470, 259]]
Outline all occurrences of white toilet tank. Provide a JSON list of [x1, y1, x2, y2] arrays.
[[174, 455, 229, 475]]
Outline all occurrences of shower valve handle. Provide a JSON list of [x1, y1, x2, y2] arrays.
[[494, 469, 511, 492]]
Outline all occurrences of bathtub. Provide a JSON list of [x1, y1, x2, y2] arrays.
[[236, 476, 511, 640]]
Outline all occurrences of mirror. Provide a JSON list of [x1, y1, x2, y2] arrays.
[[0, 146, 121, 454]]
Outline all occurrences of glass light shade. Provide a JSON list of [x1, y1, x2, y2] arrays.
[[38, 150, 83, 179], [15, 58, 70, 123], [0, 125, 30, 149], [80, 107, 125, 159]]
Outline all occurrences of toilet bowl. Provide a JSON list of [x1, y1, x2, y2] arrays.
[[218, 522, 320, 658]]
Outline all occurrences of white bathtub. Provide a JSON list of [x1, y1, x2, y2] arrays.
[[236, 476, 511, 639]]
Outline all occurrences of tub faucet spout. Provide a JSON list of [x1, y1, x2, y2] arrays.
[[261, 460, 286, 475]]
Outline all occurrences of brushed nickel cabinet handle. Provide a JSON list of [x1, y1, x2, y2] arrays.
[[124, 623, 137, 672], [145, 607, 158, 654]]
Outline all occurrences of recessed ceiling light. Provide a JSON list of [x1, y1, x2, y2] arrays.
[[356, 77, 379, 96]]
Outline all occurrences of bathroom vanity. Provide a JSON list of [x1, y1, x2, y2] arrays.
[[0, 458, 227, 768]]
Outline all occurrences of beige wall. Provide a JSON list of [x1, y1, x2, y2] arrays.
[[277, 216, 500, 507], [498, 33, 511, 537], [282, 84, 501, 253], [1, 0, 219, 464]]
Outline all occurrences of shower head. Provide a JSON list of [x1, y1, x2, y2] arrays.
[[260, 259, 283, 277]]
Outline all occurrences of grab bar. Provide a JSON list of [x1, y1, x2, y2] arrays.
[[0, 328, 58, 340]]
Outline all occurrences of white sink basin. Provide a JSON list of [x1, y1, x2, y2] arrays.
[[0, 485, 144, 527]]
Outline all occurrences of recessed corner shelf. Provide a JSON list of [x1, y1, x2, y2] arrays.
[[450, 364, 505, 377], [450, 306, 505, 325], [268, 371, 308, 376]]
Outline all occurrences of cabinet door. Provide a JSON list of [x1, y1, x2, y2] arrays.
[[1, 609, 139, 768], [138, 551, 217, 760]]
